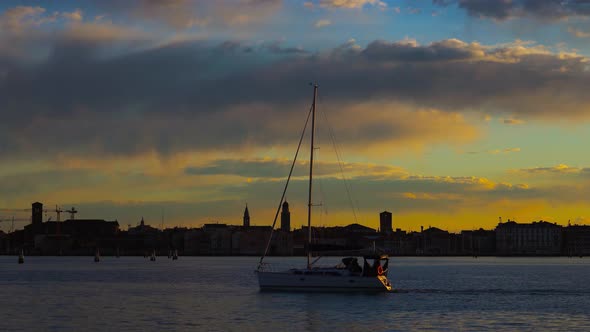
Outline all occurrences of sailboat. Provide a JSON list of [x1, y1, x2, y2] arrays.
[[150, 249, 156, 261], [18, 249, 24, 264], [172, 249, 178, 260], [94, 248, 100, 262], [256, 84, 392, 292]]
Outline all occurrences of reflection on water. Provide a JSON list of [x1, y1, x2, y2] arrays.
[[1, 256, 590, 331]]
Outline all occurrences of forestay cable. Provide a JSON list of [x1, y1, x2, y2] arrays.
[[257, 104, 313, 270]]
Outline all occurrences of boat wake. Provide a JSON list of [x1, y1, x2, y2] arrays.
[[395, 288, 590, 296]]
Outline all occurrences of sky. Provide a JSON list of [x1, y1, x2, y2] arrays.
[[2, 0, 590, 232]]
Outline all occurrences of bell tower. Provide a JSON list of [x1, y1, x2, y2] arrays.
[[280, 201, 290, 232], [32, 202, 43, 225], [243, 205, 250, 228]]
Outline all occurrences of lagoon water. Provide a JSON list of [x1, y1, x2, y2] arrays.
[[1, 256, 590, 331]]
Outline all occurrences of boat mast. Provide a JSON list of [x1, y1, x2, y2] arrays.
[[307, 84, 318, 270]]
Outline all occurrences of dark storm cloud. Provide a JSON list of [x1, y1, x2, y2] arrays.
[[434, 0, 590, 20], [361, 39, 479, 62], [2, 25, 590, 158]]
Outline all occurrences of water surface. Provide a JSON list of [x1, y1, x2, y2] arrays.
[[1, 256, 589, 331]]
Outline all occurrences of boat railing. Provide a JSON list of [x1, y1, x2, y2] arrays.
[[257, 263, 303, 272], [257, 262, 348, 273]]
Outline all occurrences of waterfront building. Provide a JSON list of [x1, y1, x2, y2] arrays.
[[0, 231, 8, 254], [202, 223, 233, 255], [126, 217, 161, 253], [461, 229, 496, 256], [292, 224, 377, 255], [380, 211, 393, 234], [421, 227, 451, 255], [232, 226, 291, 256], [495, 220, 562, 255], [162, 227, 188, 253], [184, 228, 211, 255], [12, 200, 590, 257], [127, 217, 159, 235], [563, 224, 590, 256], [382, 228, 416, 255], [182, 223, 291, 256]]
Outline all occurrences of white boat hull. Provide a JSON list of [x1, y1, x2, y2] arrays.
[[256, 271, 392, 292]]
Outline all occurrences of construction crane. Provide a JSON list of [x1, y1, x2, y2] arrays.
[[66, 207, 78, 220], [55, 206, 64, 222]]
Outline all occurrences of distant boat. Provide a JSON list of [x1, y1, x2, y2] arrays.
[[150, 250, 156, 262], [256, 84, 392, 292], [18, 249, 24, 264], [168, 250, 172, 259], [172, 249, 178, 260], [94, 248, 100, 262]]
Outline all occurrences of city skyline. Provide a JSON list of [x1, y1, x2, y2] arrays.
[[2, 0, 590, 233], [5, 201, 589, 258]]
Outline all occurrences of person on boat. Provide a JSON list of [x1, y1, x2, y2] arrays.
[[341, 257, 362, 275], [350, 258, 362, 274], [375, 260, 382, 275]]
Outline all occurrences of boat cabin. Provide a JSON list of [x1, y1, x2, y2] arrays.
[[341, 255, 389, 277]]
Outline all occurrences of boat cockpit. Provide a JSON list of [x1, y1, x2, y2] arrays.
[[339, 255, 389, 277]]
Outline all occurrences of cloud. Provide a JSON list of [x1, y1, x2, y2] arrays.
[[568, 26, 590, 38], [6, 154, 590, 230], [518, 164, 583, 174], [488, 148, 521, 154], [0, 6, 151, 61], [3, 27, 590, 160], [465, 147, 521, 155], [62, 22, 150, 44], [62, 9, 83, 22], [360, 38, 485, 62], [259, 40, 308, 54], [502, 147, 521, 153], [315, 19, 332, 28], [215, 170, 539, 219], [185, 158, 408, 179], [434, 0, 590, 21], [502, 118, 526, 125], [0, 153, 535, 222], [319, 0, 387, 9], [318, 103, 479, 155], [401, 192, 462, 200], [0, 6, 48, 33], [98, 0, 283, 29]]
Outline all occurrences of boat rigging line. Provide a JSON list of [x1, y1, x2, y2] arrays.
[[257, 101, 314, 270], [306, 84, 318, 270], [318, 94, 360, 225]]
